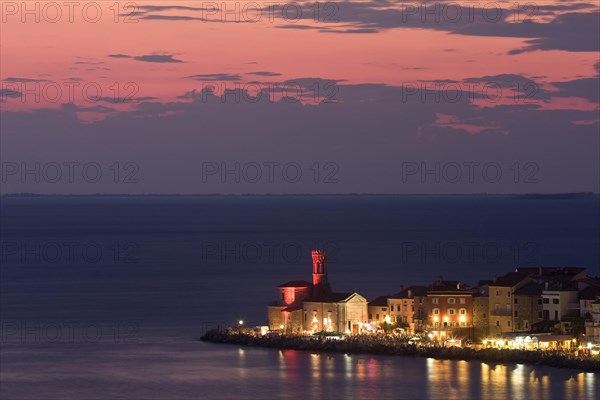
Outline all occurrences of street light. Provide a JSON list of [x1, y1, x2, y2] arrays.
[[238, 320, 244, 326]]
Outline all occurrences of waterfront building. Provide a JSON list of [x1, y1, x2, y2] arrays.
[[425, 279, 473, 334], [513, 282, 545, 332], [368, 296, 390, 324], [488, 271, 532, 334], [267, 280, 312, 333], [579, 280, 600, 317], [541, 281, 580, 334], [472, 283, 490, 339], [267, 250, 367, 334], [585, 300, 600, 343], [388, 286, 428, 331], [303, 292, 368, 334]]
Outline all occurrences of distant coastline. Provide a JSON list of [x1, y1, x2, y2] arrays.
[[200, 330, 600, 373], [1, 192, 597, 198]]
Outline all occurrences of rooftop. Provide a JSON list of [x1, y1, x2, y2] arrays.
[[392, 285, 428, 299], [515, 282, 545, 296], [491, 271, 532, 287], [579, 284, 600, 300], [278, 280, 313, 288], [368, 296, 389, 307], [304, 292, 356, 303], [516, 266, 587, 280], [428, 280, 471, 294]]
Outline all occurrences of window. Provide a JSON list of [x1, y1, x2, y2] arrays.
[[514, 298, 519, 305], [390, 305, 394, 311], [495, 290, 500, 296], [507, 320, 511, 327], [494, 304, 500, 312], [411, 306, 414, 312], [433, 308, 440, 315], [460, 308, 466, 315], [496, 320, 500, 327], [538, 299, 542, 305], [460, 298, 466, 304], [432, 298, 439, 304], [553, 299, 559, 305], [508, 292, 511, 297], [449, 308, 455, 315], [525, 321, 529, 329], [543, 298, 549, 304], [483, 313, 487, 318], [514, 310, 519, 318], [376, 314, 380, 320], [448, 298, 456, 304], [382, 307, 387, 311]]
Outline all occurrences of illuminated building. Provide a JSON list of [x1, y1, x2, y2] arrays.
[[425, 279, 473, 334], [267, 250, 367, 334], [368, 296, 389, 324], [388, 286, 428, 331], [488, 271, 532, 334]]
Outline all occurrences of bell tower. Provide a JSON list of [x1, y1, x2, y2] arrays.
[[312, 250, 331, 296]]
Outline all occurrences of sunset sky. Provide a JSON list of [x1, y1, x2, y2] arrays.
[[1, 1, 599, 194]]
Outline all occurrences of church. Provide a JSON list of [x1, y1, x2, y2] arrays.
[[267, 250, 368, 334]]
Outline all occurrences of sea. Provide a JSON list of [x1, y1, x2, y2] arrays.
[[1, 195, 598, 399]]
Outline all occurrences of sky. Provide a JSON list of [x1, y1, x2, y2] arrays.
[[1, 0, 599, 194]]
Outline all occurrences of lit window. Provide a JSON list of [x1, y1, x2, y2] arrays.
[[449, 308, 455, 315], [460, 308, 466, 315], [459, 298, 466, 304], [433, 308, 440, 315]]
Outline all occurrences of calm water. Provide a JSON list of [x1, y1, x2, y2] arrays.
[[1, 195, 599, 399]]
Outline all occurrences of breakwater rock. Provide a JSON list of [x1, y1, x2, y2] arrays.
[[200, 330, 600, 373]]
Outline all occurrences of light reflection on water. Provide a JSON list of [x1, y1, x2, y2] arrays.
[[270, 347, 596, 400], [0, 335, 597, 399]]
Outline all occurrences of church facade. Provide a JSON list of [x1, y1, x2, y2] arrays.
[[267, 250, 368, 334]]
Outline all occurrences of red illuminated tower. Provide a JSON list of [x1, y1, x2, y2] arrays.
[[312, 250, 331, 296]]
